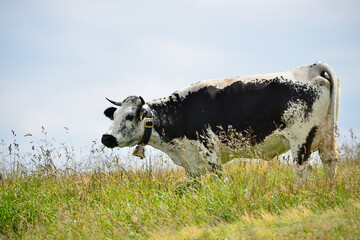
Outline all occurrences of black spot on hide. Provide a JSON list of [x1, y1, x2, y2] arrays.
[[297, 126, 318, 165], [150, 78, 320, 146]]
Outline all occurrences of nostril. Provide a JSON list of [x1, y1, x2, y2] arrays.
[[101, 134, 118, 148]]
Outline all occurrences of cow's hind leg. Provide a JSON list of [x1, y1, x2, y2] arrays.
[[292, 145, 313, 184], [291, 126, 318, 183], [319, 133, 339, 181], [293, 158, 313, 184]]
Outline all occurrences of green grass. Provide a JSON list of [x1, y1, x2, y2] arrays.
[[1, 158, 360, 239]]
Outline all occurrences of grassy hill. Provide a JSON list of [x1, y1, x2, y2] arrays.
[[1, 157, 359, 239], [1, 129, 360, 239]]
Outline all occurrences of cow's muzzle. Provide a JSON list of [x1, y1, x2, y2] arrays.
[[101, 134, 118, 148]]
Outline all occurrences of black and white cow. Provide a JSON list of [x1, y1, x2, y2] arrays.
[[102, 62, 340, 182]]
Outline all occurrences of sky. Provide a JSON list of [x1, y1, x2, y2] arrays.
[[1, 0, 360, 164]]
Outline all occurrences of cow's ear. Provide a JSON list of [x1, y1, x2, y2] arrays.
[[104, 107, 116, 120]]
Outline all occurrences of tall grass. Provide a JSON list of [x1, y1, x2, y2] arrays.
[[1, 129, 360, 239]]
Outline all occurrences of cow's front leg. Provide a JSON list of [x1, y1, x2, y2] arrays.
[[207, 161, 223, 178], [181, 155, 222, 177], [181, 148, 222, 177]]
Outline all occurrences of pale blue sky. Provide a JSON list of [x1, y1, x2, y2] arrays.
[[1, 0, 359, 155]]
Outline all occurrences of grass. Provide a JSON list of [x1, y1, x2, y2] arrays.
[[1, 130, 360, 239], [156, 201, 360, 239]]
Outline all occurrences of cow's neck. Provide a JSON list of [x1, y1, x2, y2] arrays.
[[146, 100, 179, 154]]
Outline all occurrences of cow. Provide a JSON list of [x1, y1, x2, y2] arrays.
[[101, 62, 340, 182]]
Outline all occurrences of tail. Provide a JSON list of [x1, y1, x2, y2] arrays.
[[314, 62, 340, 155]]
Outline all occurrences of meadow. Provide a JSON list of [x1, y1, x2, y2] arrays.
[[1, 130, 359, 239]]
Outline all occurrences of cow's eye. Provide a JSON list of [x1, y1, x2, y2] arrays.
[[125, 114, 134, 121]]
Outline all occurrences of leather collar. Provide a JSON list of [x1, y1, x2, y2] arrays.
[[138, 104, 154, 145], [133, 104, 154, 159]]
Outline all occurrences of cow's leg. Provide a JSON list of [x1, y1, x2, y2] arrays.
[[293, 156, 313, 184], [322, 157, 337, 181], [207, 161, 223, 178], [319, 133, 339, 181], [290, 126, 318, 183], [292, 143, 313, 183], [176, 146, 220, 177]]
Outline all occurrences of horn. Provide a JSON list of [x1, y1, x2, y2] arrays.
[[106, 97, 122, 106], [139, 96, 145, 105]]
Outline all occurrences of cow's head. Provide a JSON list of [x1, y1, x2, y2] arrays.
[[101, 96, 150, 148]]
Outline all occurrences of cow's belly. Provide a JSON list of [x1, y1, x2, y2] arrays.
[[220, 132, 289, 164], [256, 133, 290, 158]]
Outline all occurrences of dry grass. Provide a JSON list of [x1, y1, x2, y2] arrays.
[[155, 201, 360, 239]]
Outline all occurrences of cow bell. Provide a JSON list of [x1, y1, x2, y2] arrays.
[[133, 145, 145, 159]]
